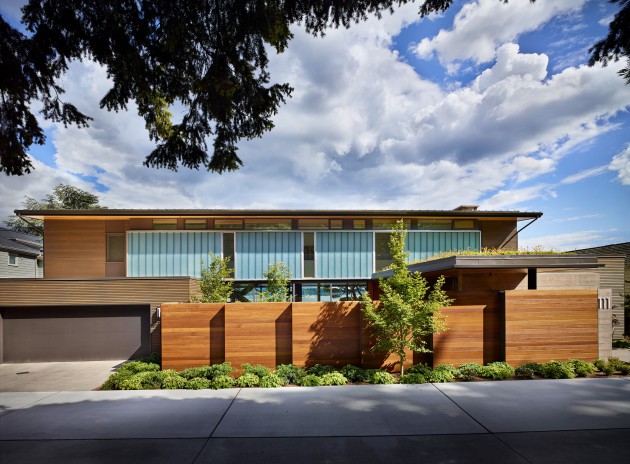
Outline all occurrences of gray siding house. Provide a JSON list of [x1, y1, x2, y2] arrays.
[[0, 228, 43, 278]]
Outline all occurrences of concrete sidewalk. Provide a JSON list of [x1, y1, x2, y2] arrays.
[[1, 379, 629, 463]]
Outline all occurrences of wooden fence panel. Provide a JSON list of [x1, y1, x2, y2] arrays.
[[504, 290, 598, 365], [293, 302, 362, 368], [161, 303, 223, 371], [225, 303, 292, 372], [433, 305, 484, 366]]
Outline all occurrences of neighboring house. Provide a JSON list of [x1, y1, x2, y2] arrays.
[[573, 242, 629, 338], [0, 206, 612, 365], [0, 227, 43, 279]]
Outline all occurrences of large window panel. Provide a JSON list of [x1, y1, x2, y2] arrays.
[[316, 232, 373, 279], [236, 232, 302, 280]]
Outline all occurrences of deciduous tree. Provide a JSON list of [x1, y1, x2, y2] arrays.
[[362, 219, 452, 376]]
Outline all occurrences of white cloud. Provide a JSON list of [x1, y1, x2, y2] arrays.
[[560, 165, 609, 185], [609, 146, 630, 186], [414, 0, 586, 65], [520, 230, 613, 251], [511, 156, 557, 183]]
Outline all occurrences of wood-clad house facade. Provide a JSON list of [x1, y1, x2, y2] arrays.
[[0, 207, 616, 367]]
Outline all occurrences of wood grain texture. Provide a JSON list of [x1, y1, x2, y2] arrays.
[[225, 303, 292, 372], [44, 219, 106, 278], [433, 305, 484, 366], [293, 302, 362, 368], [504, 290, 598, 364], [161, 302, 224, 371]]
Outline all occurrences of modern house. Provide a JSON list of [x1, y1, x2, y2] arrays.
[[0, 228, 43, 279], [0, 207, 616, 367]]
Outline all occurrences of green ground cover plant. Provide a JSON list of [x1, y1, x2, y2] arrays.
[[613, 338, 630, 349], [100, 357, 629, 391]]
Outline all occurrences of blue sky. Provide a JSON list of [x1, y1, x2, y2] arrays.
[[1, 0, 628, 250]]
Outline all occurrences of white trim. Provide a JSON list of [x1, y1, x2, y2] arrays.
[[8, 253, 19, 266], [300, 231, 304, 279]]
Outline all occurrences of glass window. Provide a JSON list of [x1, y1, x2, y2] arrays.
[[453, 220, 475, 229], [375, 232, 393, 271], [106, 234, 125, 262], [347, 284, 367, 301], [303, 232, 315, 278], [373, 218, 411, 230], [244, 219, 291, 230], [8, 253, 18, 266], [319, 283, 332, 302], [215, 219, 243, 229], [185, 219, 207, 229], [232, 283, 260, 302], [222, 233, 235, 278], [417, 220, 452, 230], [353, 219, 366, 229], [301, 285, 319, 302], [331, 284, 347, 302], [153, 218, 177, 230], [298, 219, 329, 230], [330, 219, 343, 229]]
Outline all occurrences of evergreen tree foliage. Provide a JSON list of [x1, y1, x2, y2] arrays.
[[198, 253, 234, 303], [361, 220, 452, 376], [257, 262, 291, 302], [2, 1, 625, 176], [5, 183, 105, 236]]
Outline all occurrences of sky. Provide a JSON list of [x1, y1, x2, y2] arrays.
[[1, 0, 629, 251]]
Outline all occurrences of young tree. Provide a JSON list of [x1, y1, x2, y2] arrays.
[[2, 1, 626, 176], [197, 254, 234, 303], [257, 262, 292, 302], [362, 220, 452, 376], [5, 184, 106, 236]]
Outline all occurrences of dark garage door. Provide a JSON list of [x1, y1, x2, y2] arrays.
[[1, 305, 150, 362]]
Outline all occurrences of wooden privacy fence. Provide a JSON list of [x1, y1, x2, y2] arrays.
[[160, 290, 599, 372], [161, 298, 488, 372]]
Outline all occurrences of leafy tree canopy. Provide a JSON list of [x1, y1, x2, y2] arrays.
[[1, 0, 627, 176], [196, 253, 234, 303], [257, 261, 292, 302], [5, 183, 105, 235]]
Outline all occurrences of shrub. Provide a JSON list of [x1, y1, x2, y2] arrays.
[[320, 372, 348, 386], [241, 363, 270, 378], [137, 353, 162, 365], [607, 356, 624, 372], [100, 372, 131, 390], [235, 373, 260, 387], [298, 374, 323, 387], [540, 361, 575, 379], [514, 366, 535, 379], [306, 364, 336, 376], [601, 363, 617, 376], [399, 373, 427, 384], [367, 370, 397, 384], [339, 365, 369, 383], [186, 378, 211, 389], [259, 373, 285, 388], [181, 363, 232, 380], [210, 375, 235, 389], [593, 359, 607, 372], [568, 359, 596, 377], [274, 364, 305, 385], [612, 338, 630, 349], [406, 364, 432, 376], [425, 364, 457, 383], [619, 364, 630, 375], [457, 363, 483, 381], [160, 370, 187, 389], [479, 362, 515, 380], [120, 371, 165, 390], [117, 361, 161, 376], [520, 362, 543, 375]]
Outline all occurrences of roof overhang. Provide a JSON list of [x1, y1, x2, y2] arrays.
[[374, 255, 600, 278], [15, 209, 543, 221]]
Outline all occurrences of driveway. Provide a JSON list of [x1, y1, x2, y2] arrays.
[[0, 361, 125, 392]]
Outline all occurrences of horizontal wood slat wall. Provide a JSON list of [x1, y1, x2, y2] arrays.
[[44, 220, 106, 278], [293, 302, 362, 368], [504, 290, 598, 365], [226, 303, 292, 372], [433, 305, 484, 366]]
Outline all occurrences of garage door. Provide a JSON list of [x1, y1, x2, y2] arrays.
[[1, 305, 150, 362]]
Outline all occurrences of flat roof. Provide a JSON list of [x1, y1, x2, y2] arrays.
[[16, 208, 543, 220], [374, 255, 599, 278]]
